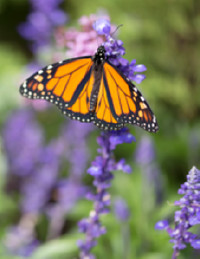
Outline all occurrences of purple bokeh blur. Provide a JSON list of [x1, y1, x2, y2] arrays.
[[18, 0, 68, 52]]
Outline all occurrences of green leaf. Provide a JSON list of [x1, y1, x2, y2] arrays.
[[31, 234, 82, 259]]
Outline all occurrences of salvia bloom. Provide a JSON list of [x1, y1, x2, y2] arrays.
[[2, 109, 44, 177], [155, 166, 200, 259], [77, 130, 135, 258], [3, 109, 59, 214], [56, 15, 146, 84], [55, 14, 110, 57], [114, 198, 130, 222], [46, 121, 93, 237], [18, 0, 67, 110], [3, 111, 92, 253], [4, 215, 39, 257], [135, 135, 164, 204], [18, 0, 68, 52]]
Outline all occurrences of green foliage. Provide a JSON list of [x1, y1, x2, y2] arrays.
[[31, 234, 81, 259]]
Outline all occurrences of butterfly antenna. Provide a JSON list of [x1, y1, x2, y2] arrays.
[[111, 24, 123, 37]]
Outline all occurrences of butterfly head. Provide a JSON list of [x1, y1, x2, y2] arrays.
[[93, 46, 106, 64], [97, 45, 105, 54]]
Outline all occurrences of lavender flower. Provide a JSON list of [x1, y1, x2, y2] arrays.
[[114, 198, 131, 258], [155, 166, 200, 259], [114, 198, 130, 222], [4, 215, 39, 257], [45, 121, 93, 238], [56, 15, 146, 85], [18, 0, 68, 52], [135, 135, 164, 204], [77, 130, 135, 258], [3, 109, 93, 230], [93, 18, 111, 35], [18, 0, 67, 110], [135, 136, 155, 165], [60, 120, 94, 178], [2, 109, 43, 177], [2, 109, 61, 214], [21, 141, 60, 214], [56, 14, 110, 58]]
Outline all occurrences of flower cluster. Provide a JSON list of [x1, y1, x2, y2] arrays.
[[4, 215, 39, 257], [77, 130, 135, 258], [55, 14, 110, 57], [18, 0, 68, 52], [3, 110, 92, 255], [103, 37, 147, 84], [56, 15, 146, 84], [114, 198, 130, 222], [93, 20, 147, 84], [155, 166, 200, 259]]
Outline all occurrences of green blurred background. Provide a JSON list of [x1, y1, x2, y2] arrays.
[[0, 0, 200, 258]]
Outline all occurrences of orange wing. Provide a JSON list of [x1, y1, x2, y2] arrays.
[[20, 57, 95, 122], [94, 62, 158, 132]]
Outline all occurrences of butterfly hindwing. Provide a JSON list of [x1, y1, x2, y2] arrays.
[[20, 57, 95, 122]]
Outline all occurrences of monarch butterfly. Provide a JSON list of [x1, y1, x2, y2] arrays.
[[19, 46, 158, 132]]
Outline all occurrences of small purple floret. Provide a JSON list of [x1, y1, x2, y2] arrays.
[[93, 18, 111, 35], [155, 220, 169, 230]]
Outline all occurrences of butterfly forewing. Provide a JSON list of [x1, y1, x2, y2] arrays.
[[20, 57, 96, 122]]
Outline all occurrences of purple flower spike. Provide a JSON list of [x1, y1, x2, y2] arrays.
[[100, 31, 147, 84], [78, 129, 134, 258], [156, 166, 200, 258], [2, 109, 43, 177], [135, 136, 155, 165], [93, 18, 111, 35]]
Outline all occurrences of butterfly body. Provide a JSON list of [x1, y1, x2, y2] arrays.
[[20, 46, 158, 132], [90, 46, 105, 112]]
